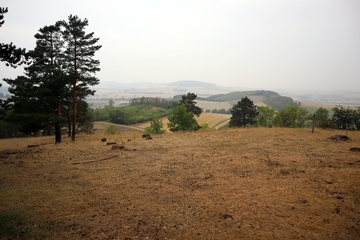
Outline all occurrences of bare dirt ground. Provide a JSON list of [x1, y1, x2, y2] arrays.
[[94, 122, 143, 134], [1, 128, 360, 239]]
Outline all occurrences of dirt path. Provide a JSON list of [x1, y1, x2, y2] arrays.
[[213, 119, 230, 129], [95, 121, 144, 132]]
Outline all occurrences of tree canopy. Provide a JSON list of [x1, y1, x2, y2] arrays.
[[332, 106, 360, 130], [272, 105, 309, 128], [60, 15, 102, 141], [229, 97, 259, 128], [2, 14, 101, 141], [256, 106, 275, 127], [144, 118, 166, 134], [179, 92, 202, 117], [167, 104, 200, 132], [0, 7, 30, 68], [167, 92, 201, 131]]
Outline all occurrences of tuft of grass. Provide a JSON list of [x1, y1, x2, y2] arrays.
[[0, 212, 30, 240]]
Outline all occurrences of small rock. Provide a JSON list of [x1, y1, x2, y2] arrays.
[[142, 134, 152, 140]]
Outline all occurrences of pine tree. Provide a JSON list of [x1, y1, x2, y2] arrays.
[[60, 15, 101, 141], [229, 97, 259, 128], [28, 24, 69, 142], [179, 92, 202, 117], [1, 7, 29, 120], [4, 75, 53, 135], [0, 7, 29, 68], [3, 24, 68, 138]]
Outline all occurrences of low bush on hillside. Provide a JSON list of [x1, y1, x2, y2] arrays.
[[104, 124, 119, 134]]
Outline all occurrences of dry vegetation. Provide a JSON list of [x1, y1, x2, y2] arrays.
[[133, 113, 231, 131], [1, 128, 360, 239]]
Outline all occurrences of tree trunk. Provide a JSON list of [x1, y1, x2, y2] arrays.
[[71, 44, 77, 141], [67, 107, 71, 137], [311, 114, 315, 133], [71, 79, 76, 141], [55, 102, 61, 143]]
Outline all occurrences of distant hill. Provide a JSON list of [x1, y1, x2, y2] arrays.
[[167, 80, 216, 88], [204, 90, 278, 101], [196, 90, 297, 110]]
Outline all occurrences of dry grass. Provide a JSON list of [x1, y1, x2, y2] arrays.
[[94, 122, 143, 134], [132, 113, 231, 131], [1, 128, 360, 239]]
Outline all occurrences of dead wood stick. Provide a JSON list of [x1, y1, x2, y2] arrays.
[[72, 155, 119, 165]]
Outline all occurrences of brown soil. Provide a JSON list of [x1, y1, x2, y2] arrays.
[[0, 128, 359, 239]]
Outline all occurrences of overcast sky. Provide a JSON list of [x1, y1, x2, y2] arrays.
[[1, 0, 360, 91]]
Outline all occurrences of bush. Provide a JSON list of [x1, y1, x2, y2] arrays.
[[104, 124, 119, 134], [144, 118, 166, 134], [200, 123, 210, 130]]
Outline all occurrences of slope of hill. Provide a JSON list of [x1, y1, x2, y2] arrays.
[[196, 90, 296, 111], [130, 113, 231, 131], [1, 129, 359, 239], [205, 90, 278, 101]]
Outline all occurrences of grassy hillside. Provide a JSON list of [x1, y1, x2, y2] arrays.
[[130, 113, 231, 132], [205, 90, 278, 102], [197, 90, 297, 110], [0, 128, 359, 239]]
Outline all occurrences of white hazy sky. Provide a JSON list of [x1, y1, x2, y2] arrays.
[[1, 0, 360, 91]]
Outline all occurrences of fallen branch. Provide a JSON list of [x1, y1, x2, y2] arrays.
[[347, 160, 360, 165], [72, 155, 119, 165], [349, 147, 360, 152]]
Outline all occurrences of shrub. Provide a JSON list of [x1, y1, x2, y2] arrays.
[[200, 123, 210, 130], [144, 118, 166, 134], [104, 124, 119, 134]]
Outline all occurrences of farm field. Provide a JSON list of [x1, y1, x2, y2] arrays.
[[196, 96, 267, 113], [131, 113, 231, 131], [1, 128, 360, 239]]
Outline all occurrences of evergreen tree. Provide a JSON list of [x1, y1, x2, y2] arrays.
[[229, 97, 258, 128], [314, 107, 331, 129], [1, 7, 29, 121], [4, 24, 69, 141], [28, 24, 68, 142], [76, 100, 94, 134], [4, 76, 53, 135], [179, 92, 202, 117], [60, 15, 101, 141], [2, 16, 98, 140], [0, 7, 30, 68]]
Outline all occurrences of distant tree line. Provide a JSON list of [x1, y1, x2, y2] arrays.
[[210, 108, 231, 114], [129, 97, 177, 108], [227, 97, 360, 130], [93, 99, 173, 125]]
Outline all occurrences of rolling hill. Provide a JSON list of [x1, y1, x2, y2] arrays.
[[195, 90, 297, 111]]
